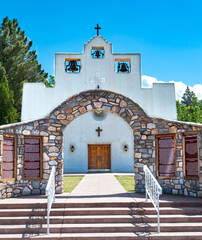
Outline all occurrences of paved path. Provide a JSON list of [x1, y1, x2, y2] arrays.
[[67, 173, 135, 203]]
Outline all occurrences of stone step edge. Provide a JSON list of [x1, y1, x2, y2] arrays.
[[0, 201, 201, 209], [0, 206, 202, 211], [0, 214, 201, 221], [1, 222, 202, 228], [0, 208, 201, 214], [1, 232, 202, 240], [0, 214, 201, 218], [0, 210, 202, 217]]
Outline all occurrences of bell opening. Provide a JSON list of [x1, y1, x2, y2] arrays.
[[116, 62, 130, 73], [66, 60, 81, 73], [91, 49, 104, 59]]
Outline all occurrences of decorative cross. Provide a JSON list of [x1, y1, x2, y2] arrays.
[[96, 127, 102, 137], [95, 24, 101, 36], [89, 72, 105, 89]]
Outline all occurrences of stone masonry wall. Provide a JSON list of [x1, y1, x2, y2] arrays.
[[0, 90, 201, 199], [134, 119, 202, 198]]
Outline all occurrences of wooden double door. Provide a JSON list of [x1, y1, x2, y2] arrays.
[[88, 145, 110, 170]]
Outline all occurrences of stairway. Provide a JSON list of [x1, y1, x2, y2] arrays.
[[0, 201, 202, 239]]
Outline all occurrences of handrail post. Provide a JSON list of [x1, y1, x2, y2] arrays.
[[143, 165, 162, 233], [157, 199, 160, 233], [46, 166, 56, 235], [145, 170, 148, 201], [47, 211, 50, 235]]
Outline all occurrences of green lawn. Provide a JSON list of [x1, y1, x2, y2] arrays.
[[115, 175, 135, 192], [63, 176, 84, 193]]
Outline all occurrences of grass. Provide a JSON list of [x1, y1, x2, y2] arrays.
[[115, 175, 135, 192], [63, 176, 84, 193]]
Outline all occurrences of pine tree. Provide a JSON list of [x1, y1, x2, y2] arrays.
[[199, 100, 202, 111], [176, 89, 202, 123], [189, 96, 202, 123], [181, 86, 195, 107], [45, 75, 55, 88], [0, 17, 48, 120], [0, 64, 18, 125], [177, 100, 190, 122]]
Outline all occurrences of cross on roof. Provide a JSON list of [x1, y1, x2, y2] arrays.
[[96, 127, 102, 137], [95, 24, 101, 36]]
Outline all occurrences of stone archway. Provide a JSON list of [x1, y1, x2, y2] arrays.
[[46, 89, 152, 193], [0, 89, 157, 197]]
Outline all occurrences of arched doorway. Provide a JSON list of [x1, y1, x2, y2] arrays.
[[47, 89, 151, 193]]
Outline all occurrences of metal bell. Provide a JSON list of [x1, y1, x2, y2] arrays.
[[67, 61, 79, 72], [119, 62, 128, 72], [95, 50, 101, 58]]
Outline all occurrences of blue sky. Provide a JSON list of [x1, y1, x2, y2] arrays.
[[1, 0, 202, 99]]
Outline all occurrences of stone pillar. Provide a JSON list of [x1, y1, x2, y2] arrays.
[[44, 123, 63, 194]]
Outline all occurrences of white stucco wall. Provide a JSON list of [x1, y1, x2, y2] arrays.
[[63, 111, 134, 173], [21, 36, 177, 121]]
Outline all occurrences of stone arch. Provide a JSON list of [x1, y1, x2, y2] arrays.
[[46, 90, 153, 193], [49, 89, 150, 128], [0, 89, 155, 196]]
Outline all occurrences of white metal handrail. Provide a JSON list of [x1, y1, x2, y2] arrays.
[[46, 166, 56, 235], [143, 165, 162, 233]]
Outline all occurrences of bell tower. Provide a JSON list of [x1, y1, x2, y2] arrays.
[[21, 29, 177, 121]]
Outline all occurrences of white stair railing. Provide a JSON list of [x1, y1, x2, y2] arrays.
[[143, 165, 162, 233], [46, 166, 56, 235]]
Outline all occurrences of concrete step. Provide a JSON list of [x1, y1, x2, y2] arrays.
[[0, 207, 134, 217], [0, 200, 201, 238], [0, 222, 202, 234], [141, 207, 202, 215], [0, 214, 202, 225], [0, 206, 202, 217], [1, 232, 202, 240], [0, 201, 202, 209]]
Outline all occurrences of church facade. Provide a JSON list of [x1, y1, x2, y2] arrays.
[[21, 35, 176, 173], [0, 31, 201, 199]]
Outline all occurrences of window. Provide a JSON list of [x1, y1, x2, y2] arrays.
[[115, 58, 131, 73], [65, 58, 81, 73], [91, 46, 104, 59], [23, 136, 42, 180], [156, 134, 176, 179], [183, 133, 199, 179], [2, 134, 16, 181]]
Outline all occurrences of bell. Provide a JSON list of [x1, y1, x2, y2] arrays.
[[95, 50, 101, 58], [67, 61, 78, 72], [119, 62, 128, 72]]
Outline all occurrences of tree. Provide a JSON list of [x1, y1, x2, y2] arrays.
[[199, 99, 202, 112], [181, 86, 195, 107], [176, 88, 202, 123], [176, 100, 190, 122], [0, 64, 18, 125], [0, 17, 48, 120], [45, 75, 55, 88], [189, 96, 202, 123]]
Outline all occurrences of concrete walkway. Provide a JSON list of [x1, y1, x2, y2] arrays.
[[67, 173, 135, 203]]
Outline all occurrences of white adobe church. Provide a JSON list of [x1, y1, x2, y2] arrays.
[[21, 25, 177, 174]]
